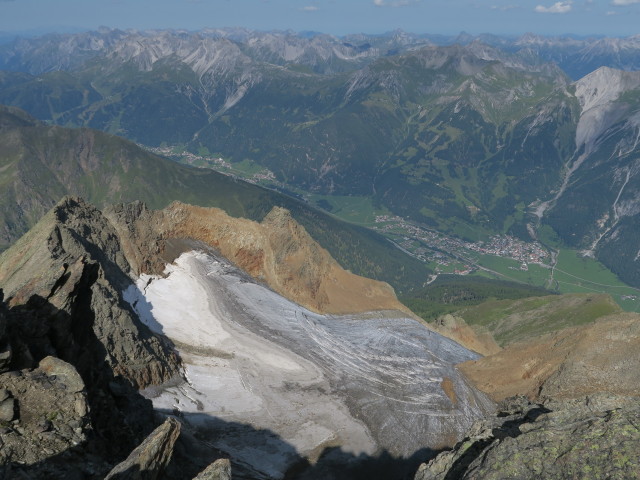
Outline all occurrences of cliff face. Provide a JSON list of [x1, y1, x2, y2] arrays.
[[105, 200, 413, 316], [0, 196, 180, 389]]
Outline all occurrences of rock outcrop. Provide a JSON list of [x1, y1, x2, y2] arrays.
[[0, 356, 102, 478], [414, 395, 640, 480], [0, 196, 180, 388], [430, 314, 501, 356], [192, 459, 232, 480], [105, 418, 181, 480], [105, 200, 413, 316]]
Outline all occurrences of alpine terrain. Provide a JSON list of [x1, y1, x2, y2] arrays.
[[1, 26, 640, 480]]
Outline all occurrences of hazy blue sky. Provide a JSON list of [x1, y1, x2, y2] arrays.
[[0, 0, 638, 37]]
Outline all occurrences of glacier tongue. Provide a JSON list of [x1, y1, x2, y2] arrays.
[[124, 250, 493, 478]]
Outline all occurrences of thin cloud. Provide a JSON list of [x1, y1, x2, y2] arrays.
[[611, 0, 640, 5], [491, 4, 518, 11], [373, 0, 420, 7], [534, 1, 573, 13], [301, 5, 319, 11]]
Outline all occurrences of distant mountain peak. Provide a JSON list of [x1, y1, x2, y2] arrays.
[[575, 66, 640, 113]]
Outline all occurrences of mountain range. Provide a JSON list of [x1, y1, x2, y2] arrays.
[[1, 28, 640, 289]]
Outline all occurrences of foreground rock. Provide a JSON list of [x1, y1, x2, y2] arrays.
[[415, 395, 640, 480], [105, 418, 181, 480], [0, 197, 181, 473], [0, 357, 94, 474], [192, 459, 232, 480]]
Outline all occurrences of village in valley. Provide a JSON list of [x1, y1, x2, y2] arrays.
[[372, 214, 549, 274]]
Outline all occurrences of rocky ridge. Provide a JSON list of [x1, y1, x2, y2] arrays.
[[0, 197, 182, 477], [106, 199, 495, 354], [105, 200, 414, 316], [0, 196, 179, 389]]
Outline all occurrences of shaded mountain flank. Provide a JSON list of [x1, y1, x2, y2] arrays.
[[0, 105, 428, 295]]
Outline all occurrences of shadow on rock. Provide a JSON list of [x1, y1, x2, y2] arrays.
[[0, 292, 167, 479], [0, 291, 440, 480], [160, 409, 439, 480]]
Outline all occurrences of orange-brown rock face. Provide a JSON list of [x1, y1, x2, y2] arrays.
[[458, 312, 640, 402], [106, 201, 413, 316]]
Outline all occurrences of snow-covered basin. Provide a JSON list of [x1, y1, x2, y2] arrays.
[[124, 250, 493, 477]]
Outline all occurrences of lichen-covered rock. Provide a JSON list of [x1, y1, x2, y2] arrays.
[[192, 459, 232, 480], [105, 417, 181, 480], [0, 388, 15, 422], [38, 355, 86, 393], [0, 358, 95, 475], [414, 395, 640, 480]]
